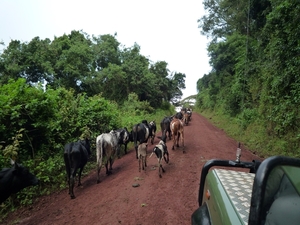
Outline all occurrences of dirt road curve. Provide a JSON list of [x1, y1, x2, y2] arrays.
[[2, 113, 262, 225]]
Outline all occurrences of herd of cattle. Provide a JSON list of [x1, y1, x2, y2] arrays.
[[0, 108, 192, 203]]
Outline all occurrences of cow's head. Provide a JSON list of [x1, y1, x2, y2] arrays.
[[11, 160, 39, 194]]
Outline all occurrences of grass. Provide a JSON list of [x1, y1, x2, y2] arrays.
[[196, 108, 300, 159]]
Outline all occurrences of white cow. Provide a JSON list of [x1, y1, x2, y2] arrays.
[[96, 131, 119, 183]]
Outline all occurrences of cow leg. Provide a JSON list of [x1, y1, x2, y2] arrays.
[[97, 165, 101, 183], [117, 145, 121, 159], [69, 168, 77, 199], [105, 162, 110, 175], [159, 165, 162, 178], [164, 155, 169, 164], [77, 166, 84, 186], [97, 158, 102, 184], [69, 152, 80, 199], [158, 158, 162, 178], [139, 156, 141, 172], [70, 175, 76, 199], [124, 144, 128, 154], [172, 135, 176, 150], [161, 165, 165, 173], [106, 160, 112, 175], [109, 157, 114, 170], [142, 156, 146, 171], [145, 156, 147, 168], [181, 131, 185, 153], [135, 146, 139, 159], [176, 134, 180, 147]]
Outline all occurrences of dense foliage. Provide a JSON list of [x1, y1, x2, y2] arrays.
[[196, 0, 300, 157]]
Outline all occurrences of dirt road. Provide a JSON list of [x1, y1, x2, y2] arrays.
[[2, 113, 262, 225]]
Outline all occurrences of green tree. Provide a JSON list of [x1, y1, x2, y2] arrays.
[[92, 33, 121, 70], [22, 37, 53, 83], [120, 43, 151, 98], [93, 63, 127, 104], [0, 40, 25, 84], [149, 61, 170, 102], [49, 30, 94, 93]]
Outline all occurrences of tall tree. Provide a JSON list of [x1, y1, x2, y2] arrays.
[[149, 61, 170, 101], [120, 43, 150, 97], [22, 37, 53, 83], [92, 34, 121, 71], [49, 30, 94, 93], [0, 40, 25, 84]]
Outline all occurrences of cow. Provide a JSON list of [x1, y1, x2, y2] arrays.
[[114, 127, 130, 157], [64, 138, 91, 199], [0, 159, 39, 204], [183, 112, 189, 126], [187, 109, 192, 121], [174, 111, 183, 120], [149, 136, 169, 178], [138, 143, 148, 172], [148, 120, 157, 145], [170, 118, 185, 153], [160, 116, 172, 141], [96, 131, 119, 183], [131, 122, 150, 159]]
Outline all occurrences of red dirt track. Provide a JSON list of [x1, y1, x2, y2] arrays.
[[2, 113, 262, 225]]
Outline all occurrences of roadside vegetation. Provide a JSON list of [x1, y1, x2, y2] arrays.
[[195, 0, 300, 159]]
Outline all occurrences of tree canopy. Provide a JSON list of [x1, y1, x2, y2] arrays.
[[0, 31, 186, 107]]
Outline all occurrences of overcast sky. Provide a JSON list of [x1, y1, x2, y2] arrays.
[[0, 0, 211, 99]]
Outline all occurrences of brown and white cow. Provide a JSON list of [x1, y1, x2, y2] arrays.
[[170, 118, 185, 153]]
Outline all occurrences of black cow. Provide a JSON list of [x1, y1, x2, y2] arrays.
[[64, 138, 91, 199], [160, 116, 172, 140], [174, 112, 183, 120], [114, 127, 130, 157], [131, 122, 150, 159], [0, 159, 39, 204], [141, 119, 157, 145], [148, 121, 157, 145]]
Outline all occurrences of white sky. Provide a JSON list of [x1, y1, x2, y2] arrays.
[[0, 0, 211, 99]]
